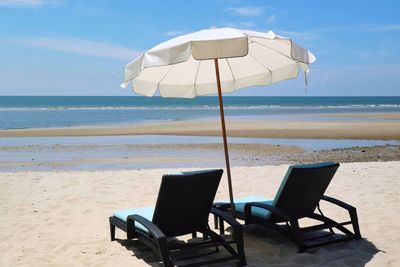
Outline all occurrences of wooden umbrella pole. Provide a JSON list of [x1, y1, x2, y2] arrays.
[[214, 58, 236, 217]]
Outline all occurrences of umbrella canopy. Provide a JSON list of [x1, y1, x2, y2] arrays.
[[121, 27, 316, 215], [122, 28, 315, 96]]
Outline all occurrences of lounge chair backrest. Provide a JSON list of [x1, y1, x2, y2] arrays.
[[272, 162, 339, 220], [152, 169, 223, 237]]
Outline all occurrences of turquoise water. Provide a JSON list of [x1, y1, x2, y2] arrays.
[[0, 96, 399, 130]]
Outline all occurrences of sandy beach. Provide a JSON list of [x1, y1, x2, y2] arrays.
[[0, 161, 399, 266], [1, 111, 399, 266]]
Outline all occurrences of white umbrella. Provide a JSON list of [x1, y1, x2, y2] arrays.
[[121, 27, 316, 215]]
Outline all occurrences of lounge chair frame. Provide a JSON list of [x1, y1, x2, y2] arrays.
[[214, 163, 362, 252], [109, 170, 246, 266], [242, 194, 361, 252]]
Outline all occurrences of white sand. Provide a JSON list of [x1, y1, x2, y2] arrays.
[[0, 161, 399, 266]]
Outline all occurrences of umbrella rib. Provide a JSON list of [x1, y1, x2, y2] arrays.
[[251, 39, 301, 64], [225, 58, 236, 90], [157, 64, 176, 89], [225, 58, 236, 82], [248, 52, 302, 84], [193, 60, 201, 96], [247, 52, 273, 81]]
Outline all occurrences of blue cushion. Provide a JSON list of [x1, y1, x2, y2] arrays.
[[291, 162, 336, 169], [166, 169, 220, 176], [218, 195, 273, 219], [113, 206, 154, 233]]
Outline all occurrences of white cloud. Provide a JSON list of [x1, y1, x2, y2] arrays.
[[277, 30, 318, 41], [358, 24, 400, 32], [271, 23, 400, 45], [266, 14, 276, 24], [308, 24, 400, 34], [275, 23, 400, 42], [0, 0, 65, 7], [240, 21, 255, 28], [165, 30, 186, 37], [6, 36, 141, 61], [225, 6, 264, 17], [223, 21, 256, 29], [223, 22, 237, 28]]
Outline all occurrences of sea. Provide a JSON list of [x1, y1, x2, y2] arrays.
[[0, 96, 400, 130], [1, 96, 400, 171]]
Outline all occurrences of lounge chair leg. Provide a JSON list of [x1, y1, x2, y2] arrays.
[[157, 237, 172, 267], [219, 217, 225, 235], [109, 220, 115, 241], [206, 228, 246, 265], [349, 208, 362, 239], [214, 214, 219, 229], [288, 220, 306, 253], [234, 226, 247, 266], [203, 232, 208, 241], [127, 220, 136, 239]]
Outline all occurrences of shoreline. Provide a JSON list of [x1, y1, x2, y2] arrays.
[[1, 112, 400, 140], [1, 143, 398, 172], [1, 111, 399, 172]]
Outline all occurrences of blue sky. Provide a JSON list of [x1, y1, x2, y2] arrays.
[[0, 0, 399, 96]]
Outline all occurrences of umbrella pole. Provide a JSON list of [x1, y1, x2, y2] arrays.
[[214, 58, 236, 217]]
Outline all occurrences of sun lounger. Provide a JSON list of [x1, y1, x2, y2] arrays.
[[214, 162, 362, 252], [109, 169, 246, 266]]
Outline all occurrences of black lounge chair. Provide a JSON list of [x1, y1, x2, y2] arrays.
[[214, 162, 362, 252], [109, 169, 246, 267]]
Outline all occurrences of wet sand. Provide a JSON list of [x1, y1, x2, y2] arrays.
[[1, 142, 399, 172], [1, 112, 399, 140]]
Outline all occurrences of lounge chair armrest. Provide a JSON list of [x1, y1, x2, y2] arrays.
[[210, 207, 241, 228], [321, 195, 356, 211], [127, 214, 166, 240], [321, 195, 362, 239], [244, 202, 296, 223], [212, 202, 231, 211]]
